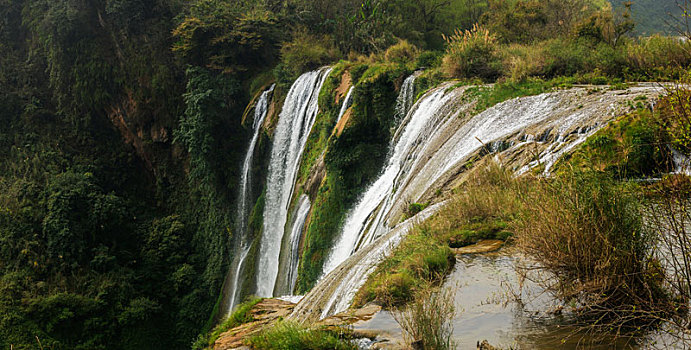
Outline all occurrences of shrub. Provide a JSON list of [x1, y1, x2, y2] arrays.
[[415, 51, 443, 69], [541, 38, 590, 77], [280, 28, 340, 78], [384, 40, 419, 64], [627, 36, 691, 76], [379, 271, 416, 304], [515, 170, 668, 325], [659, 87, 691, 155], [500, 43, 546, 82], [406, 202, 428, 217], [441, 24, 502, 81]]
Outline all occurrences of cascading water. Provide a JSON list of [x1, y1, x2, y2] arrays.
[[322, 76, 449, 277], [256, 67, 332, 297], [394, 74, 417, 124], [293, 84, 663, 322], [223, 84, 274, 315], [237, 85, 275, 231], [286, 195, 311, 293], [336, 87, 354, 124]]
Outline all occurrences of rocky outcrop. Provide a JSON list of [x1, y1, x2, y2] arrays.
[[213, 299, 296, 350], [452, 240, 504, 255]]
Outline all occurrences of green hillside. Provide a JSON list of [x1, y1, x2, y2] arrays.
[[610, 0, 683, 35]]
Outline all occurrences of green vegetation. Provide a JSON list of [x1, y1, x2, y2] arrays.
[[562, 107, 670, 178], [463, 78, 565, 113], [442, 24, 502, 81], [247, 321, 356, 350], [353, 226, 455, 306]]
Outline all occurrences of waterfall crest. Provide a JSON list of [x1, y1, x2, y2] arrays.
[[394, 74, 417, 124], [256, 67, 332, 297]]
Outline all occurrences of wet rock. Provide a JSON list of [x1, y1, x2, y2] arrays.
[[453, 240, 504, 255], [317, 303, 382, 328]]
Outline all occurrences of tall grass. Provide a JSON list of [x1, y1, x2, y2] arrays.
[[393, 288, 456, 350], [453, 163, 670, 332], [441, 24, 502, 81], [515, 171, 665, 319], [247, 321, 355, 350]]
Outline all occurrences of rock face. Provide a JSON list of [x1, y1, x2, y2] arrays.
[[213, 299, 296, 350]]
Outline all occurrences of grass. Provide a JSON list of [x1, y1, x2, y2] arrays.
[[246, 321, 356, 350], [393, 288, 456, 350]]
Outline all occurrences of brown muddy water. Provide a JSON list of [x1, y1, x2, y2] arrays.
[[354, 248, 678, 349]]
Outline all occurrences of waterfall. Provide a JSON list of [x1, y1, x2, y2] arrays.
[[295, 84, 663, 321], [336, 87, 354, 125], [224, 84, 274, 315], [286, 195, 311, 293], [256, 67, 332, 297], [237, 84, 275, 229], [322, 78, 450, 277]]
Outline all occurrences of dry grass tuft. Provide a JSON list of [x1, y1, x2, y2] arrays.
[[393, 287, 456, 350]]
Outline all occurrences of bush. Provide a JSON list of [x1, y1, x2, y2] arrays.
[[415, 51, 443, 69], [406, 202, 428, 217], [541, 38, 590, 77], [280, 28, 340, 78], [384, 39, 419, 64], [441, 24, 502, 81], [516, 170, 667, 325], [627, 35, 691, 76], [500, 43, 546, 82], [659, 87, 691, 155]]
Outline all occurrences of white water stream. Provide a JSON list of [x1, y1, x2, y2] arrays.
[[224, 84, 274, 315], [287, 194, 311, 293], [256, 67, 332, 297], [336, 87, 354, 125]]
